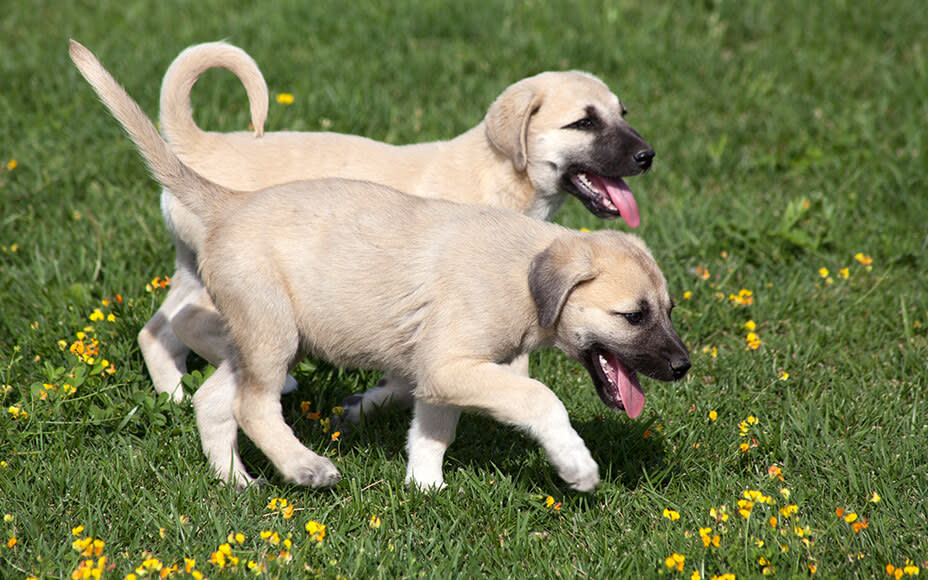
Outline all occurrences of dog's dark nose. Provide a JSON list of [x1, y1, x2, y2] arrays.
[[670, 357, 690, 380], [634, 149, 655, 171]]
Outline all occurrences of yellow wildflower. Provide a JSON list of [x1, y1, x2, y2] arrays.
[[710, 506, 729, 522], [839, 267, 850, 279], [662, 508, 681, 521], [305, 520, 326, 543], [369, 515, 382, 529], [779, 505, 798, 518], [89, 309, 104, 322], [729, 288, 754, 306], [744, 320, 756, 331], [854, 253, 873, 267], [708, 410, 718, 421], [695, 266, 710, 280], [276, 93, 294, 105], [665, 553, 685, 572], [745, 332, 761, 350], [818, 268, 829, 278], [869, 491, 882, 503], [5, 160, 16, 171]]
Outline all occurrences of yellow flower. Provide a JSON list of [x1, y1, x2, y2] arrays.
[[869, 491, 882, 503], [305, 520, 326, 543], [662, 508, 681, 521], [843, 512, 858, 523], [276, 93, 294, 105], [708, 410, 718, 421], [7, 405, 27, 419], [745, 332, 762, 350], [839, 267, 850, 279], [778, 371, 789, 381], [665, 553, 685, 572], [779, 505, 798, 518], [683, 291, 693, 300], [369, 514, 382, 529], [701, 345, 718, 358], [710, 506, 729, 522], [89, 309, 104, 322], [5, 159, 16, 171], [184, 558, 196, 573], [7, 537, 17, 548], [854, 253, 873, 266], [691, 571, 701, 580], [728, 288, 754, 306], [818, 267, 829, 278], [260, 530, 280, 545], [331, 430, 341, 441], [744, 320, 756, 331], [737, 499, 754, 519], [227, 531, 245, 544]]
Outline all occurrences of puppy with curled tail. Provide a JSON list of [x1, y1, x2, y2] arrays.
[[70, 40, 688, 491]]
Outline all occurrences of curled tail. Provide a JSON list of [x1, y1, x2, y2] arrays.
[[69, 39, 232, 220], [159, 41, 268, 147]]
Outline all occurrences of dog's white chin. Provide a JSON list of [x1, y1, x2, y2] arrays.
[[596, 349, 645, 419]]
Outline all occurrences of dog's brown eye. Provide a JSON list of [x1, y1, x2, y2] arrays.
[[622, 312, 643, 325], [564, 117, 595, 130]]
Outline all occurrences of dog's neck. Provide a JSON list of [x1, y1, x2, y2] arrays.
[[440, 125, 560, 218]]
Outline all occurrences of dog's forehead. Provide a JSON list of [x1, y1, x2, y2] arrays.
[[541, 71, 621, 114], [588, 234, 671, 304]]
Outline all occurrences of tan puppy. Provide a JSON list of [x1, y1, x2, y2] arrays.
[[71, 40, 688, 491], [141, 42, 656, 413]]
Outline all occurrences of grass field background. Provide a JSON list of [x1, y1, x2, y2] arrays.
[[1, 0, 926, 577]]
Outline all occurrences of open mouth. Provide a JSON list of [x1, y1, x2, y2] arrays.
[[567, 172, 640, 228], [585, 347, 645, 419]]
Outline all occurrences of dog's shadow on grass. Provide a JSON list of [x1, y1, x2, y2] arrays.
[[236, 361, 672, 493]]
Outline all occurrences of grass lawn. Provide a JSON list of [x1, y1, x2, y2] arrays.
[[1, 0, 926, 577]]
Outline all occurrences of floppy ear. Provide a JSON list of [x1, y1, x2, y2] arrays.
[[484, 82, 542, 172], [529, 239, 597, 328]]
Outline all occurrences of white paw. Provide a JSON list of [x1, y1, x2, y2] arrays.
[[280, 452, 341, 488], [404, 471, 447, 492], [554, 448, 600, 492]]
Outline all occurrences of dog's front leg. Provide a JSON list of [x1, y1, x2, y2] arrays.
[[419, 361, 599, 492], [405, 401, 461, 491]]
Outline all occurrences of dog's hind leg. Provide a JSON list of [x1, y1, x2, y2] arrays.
[[172, 285, 300, 395], [193, 361, 253, 489], [414, 360, 599, 491], [138, 264, 200, 403], [228, 291, 339, 487]]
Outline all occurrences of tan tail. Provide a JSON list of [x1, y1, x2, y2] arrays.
[[68, 39, 232, 220], [159, 41, 268, 147]]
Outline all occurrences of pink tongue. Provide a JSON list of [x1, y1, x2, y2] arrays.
[[604, 351, 645, 419], [588, 173, 640, 229]]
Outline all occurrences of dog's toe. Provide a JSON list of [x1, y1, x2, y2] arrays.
[[281, 452, 341, 488]]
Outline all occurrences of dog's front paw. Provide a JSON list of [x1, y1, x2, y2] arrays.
[[280, 452, 341, 488], [551, 446, 600, 492], [404, 472, 447, 493]]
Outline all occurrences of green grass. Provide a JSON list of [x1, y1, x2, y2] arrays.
[[2, 0, 926, 577]]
